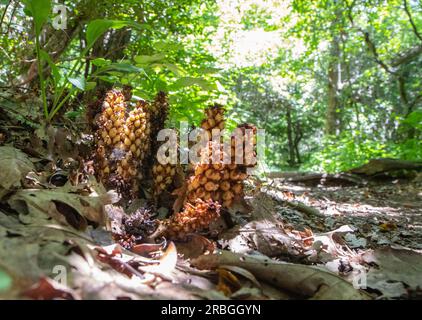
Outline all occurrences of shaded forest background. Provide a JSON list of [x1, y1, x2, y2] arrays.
[[0, 0, 421, 172]]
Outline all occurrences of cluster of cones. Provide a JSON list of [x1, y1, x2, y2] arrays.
[[94, 90, 257, 240], [163, 199, 221, 240], [94, 89, 170, 197], [184, 105, 257, 208], [161, 105, 257, 239]]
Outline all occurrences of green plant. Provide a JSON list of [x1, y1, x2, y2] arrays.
[[24, 0, 147, 121], [23, 0, 51, 119], [304, 131, 397, 173]]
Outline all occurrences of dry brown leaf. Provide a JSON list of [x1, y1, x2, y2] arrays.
[[131, 241, 166, 257], [0, 146, 35, 199], [216, 268, 241, 296], [192, 250, 372, 300], [23, 277, 76, 300], [219, 220, 298, 257], [175, 234, 216, 259], [67, 252, 157, 299], [364, 246, 422, 298], [219, 265, 261, 289], [8, 187, 116, 230], [138, 242, 178, 278]]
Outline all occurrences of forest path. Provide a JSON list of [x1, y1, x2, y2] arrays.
[[266, 177, 422, 250]]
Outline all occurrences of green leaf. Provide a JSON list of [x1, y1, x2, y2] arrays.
[[153, 40, 183, 52], [163, 62, 184, 76], [86, 20, 147, 50], [39, 49, 61, 86], [132, 88, 151, 100], [149, 62, 184, 76], [94, 63, 145, 76], [197, 67, 222, 75], [403, 110, 422, 130], [86, 81, 97, 91], [68, 77, 86, 90], [98, 75, 119, 83], [0, 269, 12, 292], [91, 58, 111, 67], [23, 0, 51, 35], [107, 63, 144, 73], [134, 53, 166, 65], [170, 77, 217, 91]]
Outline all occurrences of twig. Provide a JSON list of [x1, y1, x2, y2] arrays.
[[345, 0, 394, 74], [264, 188, 325, 218], [283, 200, 325, 218], [0, 0, 11, 33], [4, 0, 17, 36], [403, 0, 422, 42]]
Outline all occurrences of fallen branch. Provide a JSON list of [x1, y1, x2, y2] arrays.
[[348, 158, 422, 176], [267, 172, 366, 186], [264, 189, 325, 218], [283, 200, 325, 218]]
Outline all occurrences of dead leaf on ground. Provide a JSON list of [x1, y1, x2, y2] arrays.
[[0, 146, 35, 199], [23, 277, 76, 300], [192, 250, 372, 300], [216, 268, 241, 296], [131, 241, 167, 257], [363, 246, 422, 299], [138, 242, 178, 279], [8, 186, 117, 230], [219, 265, 261, 289], [175, 234, 216, 259]]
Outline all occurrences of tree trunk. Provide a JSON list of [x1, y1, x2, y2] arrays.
[[325, 3, 343, 136], [285, 103, 296, 166], [325, 36, 341, 136], [294, 122, 303, 164]]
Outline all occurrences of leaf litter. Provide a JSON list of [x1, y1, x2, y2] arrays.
[[0, 141, 421, 300]]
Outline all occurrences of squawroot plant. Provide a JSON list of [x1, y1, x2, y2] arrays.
[[94, 89, 170, 197], [185, 106, 257, 208], [94, 89, 257, 242]]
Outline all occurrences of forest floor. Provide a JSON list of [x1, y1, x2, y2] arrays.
[[268, 177, 422, 250], [0, 94, 421, 300], [1, 141, 421, 300]]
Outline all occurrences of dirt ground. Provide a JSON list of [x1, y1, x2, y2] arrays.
[[266, 177, 422, 250]]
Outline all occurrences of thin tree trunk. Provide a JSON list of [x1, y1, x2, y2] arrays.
[[294, 122, 303, 164], [325, 36, 341, 136], [285, 102, 296, 166]]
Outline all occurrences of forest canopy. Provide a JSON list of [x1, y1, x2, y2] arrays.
[[0, 0, 421, 171]]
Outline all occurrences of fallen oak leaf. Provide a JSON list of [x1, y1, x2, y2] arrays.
[[95, 245, 147, 279], [363, 246, 422, 298], [174, 234, 216, 259], [66, 252, 157, 298], [8, 187, 117, 230], [216, 268, 241, 296], [22, 277, 76, 300], [0, 146, 35, 200], [131, 240, 167, 257], [192, 250, 372, 300], [219, 265, 261, 289], [52, 200, 87, 230], [138, 242, 178, 279]]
